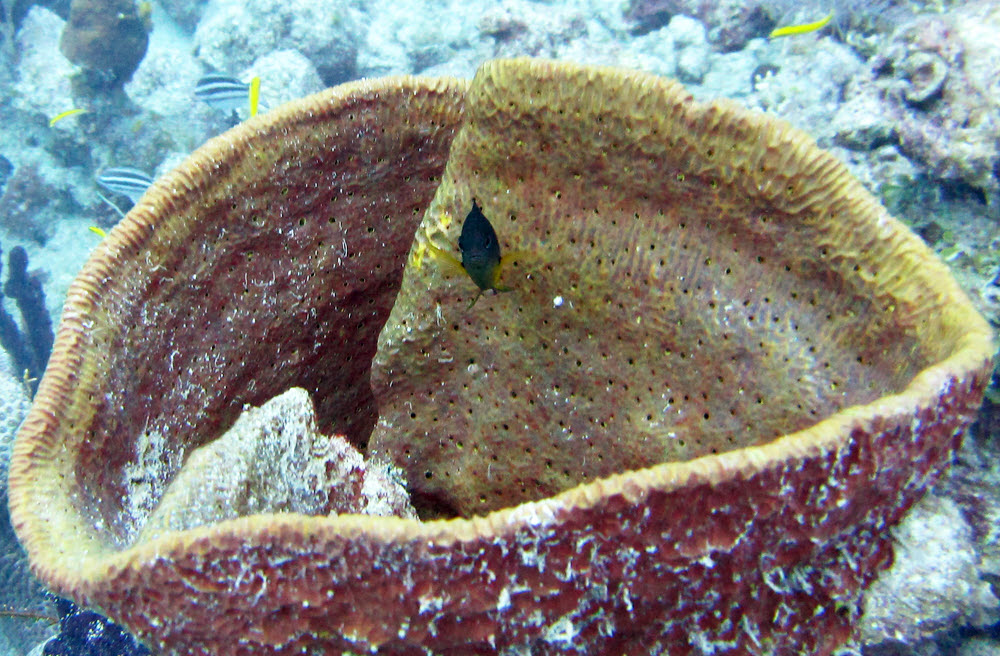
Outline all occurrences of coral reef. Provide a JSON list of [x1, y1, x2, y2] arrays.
[[666, 14, 711, 82], [835, 3, 1000, 209], [0, 358, 29, 452], [623, 0, 775, 51], [357, 0, 490, 77], [7, 59, 995, 656], [476, 2, 587, 61], [0, 155, 12, 193], [123, 40, 203, 120], [879, 12, 999, 205], [193, 0, 361, 86], [0, 164, 63, 244], [748, 36, 863, 144], [59, 0, 149, 88], [13, 7, 78, 121], [245, 49, 325, 112], [154, 0, 202, 33], [3, 0, 71, 28], [615, 24, 678, 79]]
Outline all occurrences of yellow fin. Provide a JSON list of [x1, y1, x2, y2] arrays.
[[499, 250, 530, 269], [49, 108, 87, 126], [427, 241, 465, 278], [769, 12, 833, 38], [89, 226, 107, 237], [249, 77, 261, 117], [491, 250, 531, 292]]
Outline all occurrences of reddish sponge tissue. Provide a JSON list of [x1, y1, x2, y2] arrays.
[[98, 371, 984, 655], [72, 88, 465, 545]]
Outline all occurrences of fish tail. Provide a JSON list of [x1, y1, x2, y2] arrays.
[[249, 77, 261, 117]]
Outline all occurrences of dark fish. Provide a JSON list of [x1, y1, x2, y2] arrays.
[[458, 200, 512, 306], [96, 167, 154, 202]]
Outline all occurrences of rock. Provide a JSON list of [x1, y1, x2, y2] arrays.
[[667, 14, 710, 83], [620, 25, 677, 79], [156, 0, 204, 32], [194, 0, 363, 86], [623, 0, 773, 52], [833, 86, 898, 150], [958, 636, 1000, 656], [476, 0, 588, 63], [747, 37, 863, 144], [244, 49, 324, 113], [136, 388, 415, 545], [900, 51, 948, 105], [125, 39, 203, 119], [12, 7, 78, 122], [861, 493, 1000, 646]]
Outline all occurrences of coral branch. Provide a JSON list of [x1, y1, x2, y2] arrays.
[[0, 243, 53, 395]]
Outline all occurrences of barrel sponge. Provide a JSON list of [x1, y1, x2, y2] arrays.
[[7, 60, 994, 655]]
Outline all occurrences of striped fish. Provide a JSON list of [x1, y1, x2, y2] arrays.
[[195, 73, 251, 113], [96, 167, 154, 202]]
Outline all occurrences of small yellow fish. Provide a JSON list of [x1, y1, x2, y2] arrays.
[[769, 12, 833, 38], [89, 226, 108, 237], [49, 108, 87, 126], [249, 76, 261, 117]]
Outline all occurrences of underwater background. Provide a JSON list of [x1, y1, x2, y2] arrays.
[[0, 0, 998, 654]]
